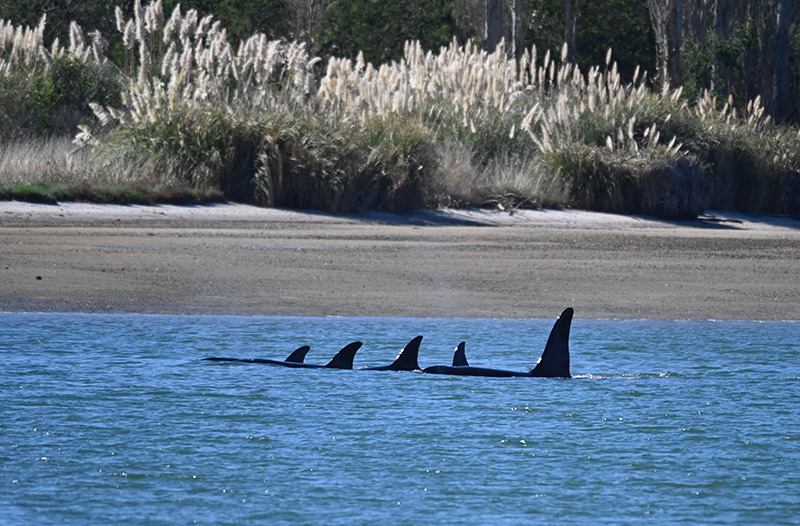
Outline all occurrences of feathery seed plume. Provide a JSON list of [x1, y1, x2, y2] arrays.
[[134, 0, 145, 41]]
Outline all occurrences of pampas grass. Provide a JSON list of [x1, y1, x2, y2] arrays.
[[2, 1, 800, 217]]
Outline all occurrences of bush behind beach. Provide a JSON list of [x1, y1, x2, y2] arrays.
[[2, 1, 800, 218]]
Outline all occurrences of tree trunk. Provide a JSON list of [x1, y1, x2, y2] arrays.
[[773, 0, 793, 121], [743, 0, 761, 104], [287, 0, 325, 54], [667, 0, 683, 86], [647, 0, 683, 87], [714, 0, 731, 96], [648, 0, 672, 86], [564, 0, 579, 63], [486, 0, 503, 53], [511, 0, 525, 59]]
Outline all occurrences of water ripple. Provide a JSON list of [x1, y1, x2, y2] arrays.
[[1, 313, 799, 524]]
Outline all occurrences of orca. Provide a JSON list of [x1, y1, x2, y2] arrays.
[[421, 308, 573, 378], [203, 342, 363, 369], [359, 336, 423, 371]]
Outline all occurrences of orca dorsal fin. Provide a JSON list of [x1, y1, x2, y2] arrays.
[[325, 341, 363, 369], [530, 308, 573, 378], [452, 342, 469, 366], [388, 336, 423, 371], [284, 345, 311, 363]]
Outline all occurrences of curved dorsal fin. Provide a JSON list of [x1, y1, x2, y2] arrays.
[[452, 342, 469, 366], [325, 341, 363, 369], [531, 308, 573, 378], [386, 336, 423, 371], [284, 345, 311, 363]]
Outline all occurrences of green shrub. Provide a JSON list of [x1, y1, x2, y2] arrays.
[[351, 116, 436, 211], [541, 145, 707, 219], [255, 113, 436, 212], [317, 0, 453, 64], [0, 56, 120, 141], [0, 72, 43, 141], [9, 184, 58, 204], [544, 144, 638, 213]]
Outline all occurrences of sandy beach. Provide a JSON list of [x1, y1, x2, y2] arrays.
[[1, 201, 799, 320]]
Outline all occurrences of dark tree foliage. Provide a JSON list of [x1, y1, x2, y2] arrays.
[[681, 24, 749, 102], [162, 0, 290, 42], [579, 0, 656, 79], [526, 0, 656, 82], [0, 56, 121, 140], [1, 0, 291, 52], [524, 1, 564, 57], [0, 0, 118, 45], [316, 0, 454, 64], [678, 0, 800, 120]]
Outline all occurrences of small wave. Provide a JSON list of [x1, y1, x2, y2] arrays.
[[574, 371, 689, 380]]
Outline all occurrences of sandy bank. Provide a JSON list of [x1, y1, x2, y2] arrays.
[[2, 201, 799, 320]]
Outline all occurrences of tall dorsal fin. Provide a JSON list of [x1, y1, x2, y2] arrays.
[[325, 341, 363, 369], [452, 342, 469, 366], [284, 345, 311, 363], [384, 336, 423, 371], [530, 308, 573, 378]]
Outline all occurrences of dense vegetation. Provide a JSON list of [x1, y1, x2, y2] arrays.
[[1, 0, 799, 218]]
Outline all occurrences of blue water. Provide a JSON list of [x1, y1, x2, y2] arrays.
[[2, 313, 798, 524]]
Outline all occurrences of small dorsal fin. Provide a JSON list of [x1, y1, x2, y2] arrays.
[[452, 342, 469, 366], [325, 341, 363, 369], [284, 345, 311, 363], [531, 308, 573, 378], [386, 336, 422, 371]]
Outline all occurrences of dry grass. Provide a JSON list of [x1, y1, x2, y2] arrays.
[[0, 137, 91, 185]]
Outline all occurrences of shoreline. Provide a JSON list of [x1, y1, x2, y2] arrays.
[[2, 202, 799, 321]]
